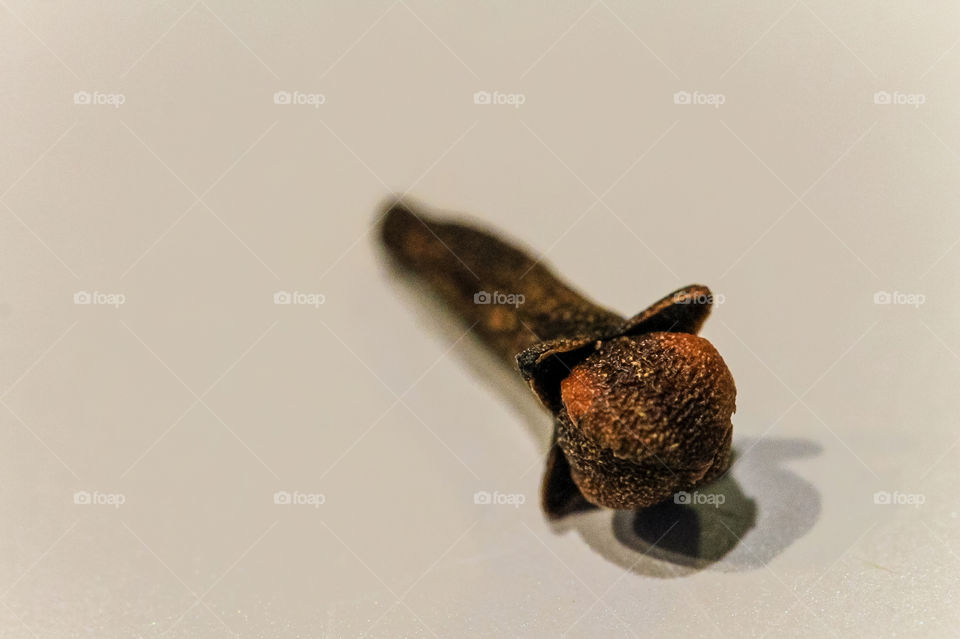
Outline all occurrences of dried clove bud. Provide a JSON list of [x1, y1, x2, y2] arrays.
[[380, 202, 736, 518]]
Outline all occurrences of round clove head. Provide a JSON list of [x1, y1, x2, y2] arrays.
[[556, 332, 736, 510]]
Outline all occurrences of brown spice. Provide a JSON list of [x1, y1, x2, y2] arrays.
[[380, 201, 736, 518]]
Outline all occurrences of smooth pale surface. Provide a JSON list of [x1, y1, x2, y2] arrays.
[[2, 2, 958, 637]]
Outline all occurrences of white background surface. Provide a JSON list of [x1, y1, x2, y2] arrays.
[[2, 1, 959, 637]]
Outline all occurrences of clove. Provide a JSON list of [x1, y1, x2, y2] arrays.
[[380, 202, 736, 519]]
